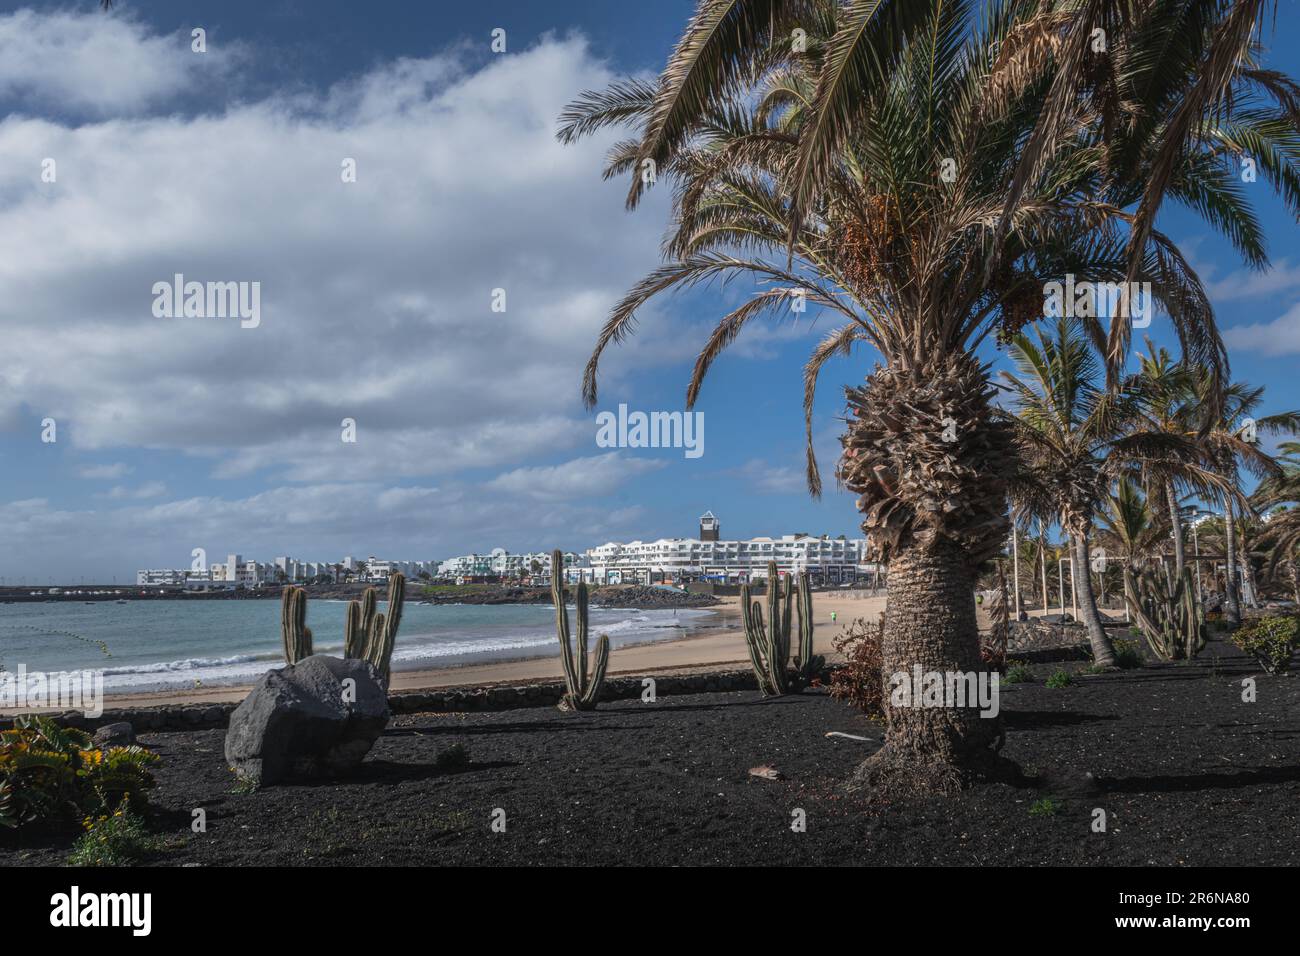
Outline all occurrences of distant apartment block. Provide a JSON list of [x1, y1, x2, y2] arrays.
[[439, 514, 880, 586], [436, 549, 581, 580], [137, 552, 437, 588], [136, 513, 878, 589], [584, 515, 877, 586]]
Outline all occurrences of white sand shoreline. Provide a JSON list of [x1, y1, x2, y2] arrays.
[[12, 592, 888, 712]]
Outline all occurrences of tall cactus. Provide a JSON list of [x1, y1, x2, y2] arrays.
[[362, 573, 404, 681], [343, 599, 365, 659], [741, 562, 821, 695], [793, 568, 824, 683], [1123, 563, 1206, 660], [344, 585, 378, 660], [280, 586, 313, 664], [278, 573, 404, 680], [551, 549, 609, 711]]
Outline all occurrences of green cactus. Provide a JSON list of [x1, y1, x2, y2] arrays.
[[344, 586, 378, 660], [1123, 563, 1206, 661], [793, 569, 825, 683], [343, 599, 365, 659], [741, 562, 821, 695], [362, 573, 404, 681], [280, 586, 313, 664], [279, 573, 404, 680], [551, 549, 609, 711]]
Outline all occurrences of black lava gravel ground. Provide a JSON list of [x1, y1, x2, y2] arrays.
[[3, 638, 1297, 866]]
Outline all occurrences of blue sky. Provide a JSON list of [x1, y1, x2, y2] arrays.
[[0, 0, 1297, 583]]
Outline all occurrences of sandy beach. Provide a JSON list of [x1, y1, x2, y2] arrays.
[[80, 591, 889, 711]]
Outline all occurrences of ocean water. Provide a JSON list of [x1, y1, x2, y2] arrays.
[[0, 599, 716, 695]]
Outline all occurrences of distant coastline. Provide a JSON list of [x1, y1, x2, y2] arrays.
[[0, 582, 721, 611]]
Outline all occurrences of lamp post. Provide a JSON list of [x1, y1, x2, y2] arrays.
[[1191, 516, 1203, 601], [1010, 527, 1022, 620], [1057, 557, 1077, 620], [1185, 506, 1217, 603]]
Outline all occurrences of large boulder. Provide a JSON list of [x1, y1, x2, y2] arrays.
[[224, 655, 390, 786]]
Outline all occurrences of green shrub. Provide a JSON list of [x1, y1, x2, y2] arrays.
[[1045, 670, 1073, 688], [0, 716, 159, 830], [1232, 615, 1299, 674], [1112, 637, 1144, 670], [434, 743, 471, 771], [1029, 797, 1061, 817], [68, 802, 163, 866], [1004, 661, 1033, 684]]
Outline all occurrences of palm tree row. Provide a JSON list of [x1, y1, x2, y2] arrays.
[[1001, 322, 1297, 658], [558, 0, 1300, 794]]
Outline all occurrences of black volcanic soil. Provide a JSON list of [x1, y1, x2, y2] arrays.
[[3, 638, 1296, 866]]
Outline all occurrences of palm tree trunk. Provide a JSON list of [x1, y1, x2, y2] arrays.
[[840, 356, 1013, 795], [1241, 543, 1259, 608], [1291, 561, 1300, 607], [1038, 522, 1049, 613], [1071, 531, 1118, 667], [1165, 480, 1185, 576], [1223, 497, 1241, 624], [848, 538, 999, 795]]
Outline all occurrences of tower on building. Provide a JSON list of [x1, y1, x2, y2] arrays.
[[699, 511, 720, 541]]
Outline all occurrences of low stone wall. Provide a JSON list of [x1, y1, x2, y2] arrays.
[[1004, 620, 1102, 662], [0, 665, 831, 733]]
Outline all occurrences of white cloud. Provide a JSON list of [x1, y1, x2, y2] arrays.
[[102, 481, 167, 500], [77, 461, 132, 479], [0, 20, 689, 485], [0, 9, 241, 117], [1224, 301, 1300, 356], [1206, 259, 1300, 301], [0, 481, 654, 578], [729, 458, 808, 495], [486, 452, 666, 500]]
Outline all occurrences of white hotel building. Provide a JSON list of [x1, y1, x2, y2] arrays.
[[581, 513, 879, 586]]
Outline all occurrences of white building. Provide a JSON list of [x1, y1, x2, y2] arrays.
[[136, 568, 221, 587], [583, 513, 877, 585], [136, 568, 186, 586], [436, 549, 579, 580]]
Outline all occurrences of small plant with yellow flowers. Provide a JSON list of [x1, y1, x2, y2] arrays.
[[0, 715, 159, 831]]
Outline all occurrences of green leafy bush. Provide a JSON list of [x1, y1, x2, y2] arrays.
[[1004, 661, 1033, 684], [68, 802, 163, 866], [1112, 637, 1144, 670], [1232, 615, 1299, 674], [0, 715, 159, 830], [1029, 797, 1061, 817], [1045, 670, 1073, 688]]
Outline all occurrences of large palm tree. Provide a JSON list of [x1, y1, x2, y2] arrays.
[[1186, 378, 1300, 622], [1254, 442, 1300, 604], [1128, 342, 1217, 577], [995, 0, 1297, 386], [1095, 476, 1174, 630], [1001, 317, 1199, 664], [558, 0, 1293, 793]]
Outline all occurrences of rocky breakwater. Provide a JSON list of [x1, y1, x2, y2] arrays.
[[422, 584, 719, 609]]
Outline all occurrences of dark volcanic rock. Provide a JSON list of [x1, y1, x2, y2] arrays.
[[224, 655, 390, 786], [422, 584, 719, 609], [92, 722, 134, 747]]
